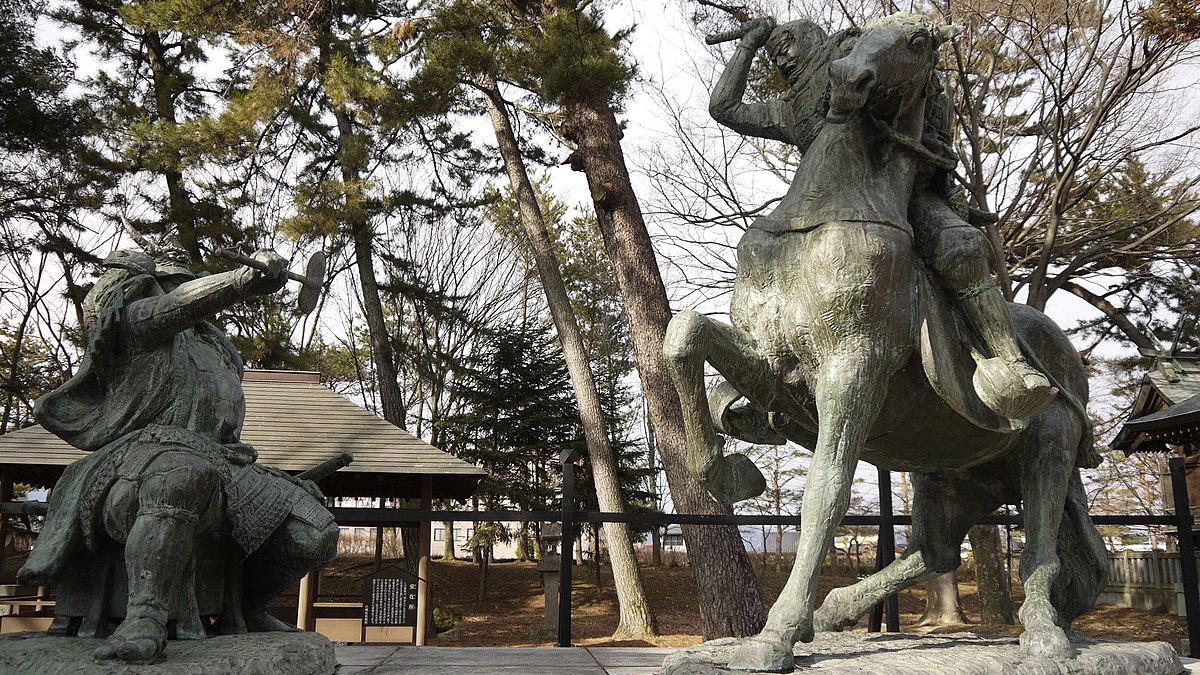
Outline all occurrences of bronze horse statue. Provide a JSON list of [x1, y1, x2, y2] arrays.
[[664, 12, 1107, 672]]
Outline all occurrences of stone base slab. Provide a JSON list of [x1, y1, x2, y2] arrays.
[[0, 631, 336, 674], [662, 633, 1185, 675]]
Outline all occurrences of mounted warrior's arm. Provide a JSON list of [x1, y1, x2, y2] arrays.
[[126, 250, 287, 344], [709, 19, 793, 144], [712, 18, 827, 149]]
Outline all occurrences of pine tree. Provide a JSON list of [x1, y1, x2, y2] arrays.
[[52, 0, 260, 257], [419, 8, 661, 636], [502, 1, 768, 637]]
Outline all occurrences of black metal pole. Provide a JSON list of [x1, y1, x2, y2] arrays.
[[557, 448, 579, 648], [869, 467, 899, 632], [1170, 456, 1200, 658], [868, 543, 883, 632]]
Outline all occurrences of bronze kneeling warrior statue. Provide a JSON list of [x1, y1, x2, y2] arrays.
[[18, 234, 338, 664]]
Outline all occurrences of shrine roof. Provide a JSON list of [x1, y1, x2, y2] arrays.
[[1114, 355, 1200, 455], [0, 370, 484, 500]]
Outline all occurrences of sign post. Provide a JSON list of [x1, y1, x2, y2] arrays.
[[361, 565, 420, 644]]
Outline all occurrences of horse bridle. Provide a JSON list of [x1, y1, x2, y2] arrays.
[[851, 29, 959, 172]]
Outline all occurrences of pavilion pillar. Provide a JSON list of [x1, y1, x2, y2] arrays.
[[415, 476, 432, 646], [0, 468, 12, 578], [375, 497, 385, 571], [297, 571, 316, 631]]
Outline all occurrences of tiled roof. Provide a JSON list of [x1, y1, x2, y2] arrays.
[[0, 370, 484, 500], [1115, 357, 1200, 455], [1124, 392, 1200, 431]]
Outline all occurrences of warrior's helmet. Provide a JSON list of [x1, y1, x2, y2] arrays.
[[81, 219, 196, 331]]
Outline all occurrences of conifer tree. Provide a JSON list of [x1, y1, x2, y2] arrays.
[[441, 322, 583, 514], [419, 2, 661, 638], [423, 0, 767, 637]]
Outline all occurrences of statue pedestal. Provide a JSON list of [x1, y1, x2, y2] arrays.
[[0, 630, 336, 674], [662, 632, 1184, 675]]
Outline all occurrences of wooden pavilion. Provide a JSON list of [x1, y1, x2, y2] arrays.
[[1114, 351, 1200, 544], [0, 369, 484, 645]]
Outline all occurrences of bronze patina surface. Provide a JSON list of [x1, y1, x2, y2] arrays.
[[664, 12, 1109, 672], [16, 239, 338, 667]]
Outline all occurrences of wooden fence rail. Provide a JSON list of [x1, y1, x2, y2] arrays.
[[1100, 550, 1200, 616]]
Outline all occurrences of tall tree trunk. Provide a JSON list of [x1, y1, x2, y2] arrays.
[[478, 76, 657, 639], [477, 553, 489, 600], [143, 30, 203, 261], [560, 95, 766, 639], [442, 520, 455, 560], [317, 24, 407, 430], [914, 571, 969, 627], [342, 129, 406, 429], [517, 523, 529, 562], [594, 526, 603, 589], [969, 525, 1015, 624]]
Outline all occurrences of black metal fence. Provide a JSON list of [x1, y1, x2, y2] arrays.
[[3, 457, 1195, 655], [329, 455, 1200, 657]]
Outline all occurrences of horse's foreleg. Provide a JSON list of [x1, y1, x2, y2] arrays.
[[814, 470, 1001, 631], [1016, 405, 1079, 660], [730, 351, 890, 672], [664, 310, 773, 504]]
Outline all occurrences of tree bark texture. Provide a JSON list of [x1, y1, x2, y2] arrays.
[[560, 95, 767, 639], [480, 76, 657, 639], [914, 570, 969, 627], [319, 27, 407, 431], [969, 524, 1016, 624], [442, 520, 455, 559]]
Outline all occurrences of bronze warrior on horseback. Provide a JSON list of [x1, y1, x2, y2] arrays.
[[664, 12, 1106, 672], [710, 15, 1054, 423]]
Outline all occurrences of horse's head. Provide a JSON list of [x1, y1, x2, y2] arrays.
[[826, 13, 962, 124]]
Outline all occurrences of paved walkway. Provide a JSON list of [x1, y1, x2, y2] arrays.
[[335, 646, 671, 674], [336, 645, 1200, 674]]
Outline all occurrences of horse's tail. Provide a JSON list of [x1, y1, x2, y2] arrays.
[[1050, 469, 1109, 627], [1074, 416, 1102, 469]]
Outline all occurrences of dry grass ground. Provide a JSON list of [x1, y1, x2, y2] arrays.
[[318, 556, 1189, 651]]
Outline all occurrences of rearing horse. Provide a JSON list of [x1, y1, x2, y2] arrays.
[[664, 12, 1107, 673]]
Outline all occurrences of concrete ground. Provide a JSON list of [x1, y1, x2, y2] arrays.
[[335, 646, 671, 674], [336, 646, 1200, 674]]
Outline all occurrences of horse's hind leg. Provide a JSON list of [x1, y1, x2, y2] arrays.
[[1015, 402, 1082, 659], [813, 469, 1003, 631], [664, 311, 776, 504]]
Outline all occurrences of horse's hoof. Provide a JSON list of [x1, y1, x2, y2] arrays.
[[728, 637, 795, 673], [94, 636, 163, 665], [705, 452, 767, 505], [1019, 626, 1073, 660]]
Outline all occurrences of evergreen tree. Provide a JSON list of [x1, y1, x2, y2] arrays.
[[419, 0, 764, 638], [440, 322, 584, 514], [52, 0, 257, 257]]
